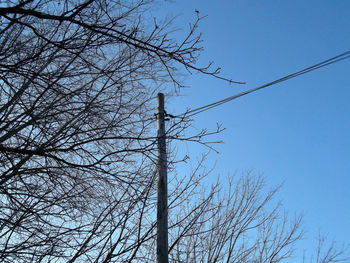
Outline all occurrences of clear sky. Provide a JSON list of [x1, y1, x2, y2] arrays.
[[159, 0, 350, 260]]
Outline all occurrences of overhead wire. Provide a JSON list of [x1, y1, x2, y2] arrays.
[[177, 49, 350, 118]]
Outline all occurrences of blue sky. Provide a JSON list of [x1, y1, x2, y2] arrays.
[[159, 0, 350, 259]]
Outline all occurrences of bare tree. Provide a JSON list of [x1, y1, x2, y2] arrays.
[[302, 233, 349, 263], [0, 1, 347, 262], [166, 165, 348, 263], [0, 1, 223, 261], [166, 168, 303, 263]]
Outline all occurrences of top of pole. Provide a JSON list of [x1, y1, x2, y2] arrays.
[[157, 93, 164, 112]]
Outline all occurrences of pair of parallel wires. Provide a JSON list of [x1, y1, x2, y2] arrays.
[[175, 49, 350, 118]]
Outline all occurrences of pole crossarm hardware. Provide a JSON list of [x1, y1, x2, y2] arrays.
[[156, 93, 168, 263]]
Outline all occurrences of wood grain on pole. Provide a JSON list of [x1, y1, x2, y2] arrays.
[[157, 93, 168, 263]]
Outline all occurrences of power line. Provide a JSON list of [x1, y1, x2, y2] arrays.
[[177, 49, 350, 118]]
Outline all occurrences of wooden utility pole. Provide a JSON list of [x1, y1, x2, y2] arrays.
[[156, 93, 168, 263]]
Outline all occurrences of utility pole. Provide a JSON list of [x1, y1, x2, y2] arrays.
[[156, 93, 168, 263]]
